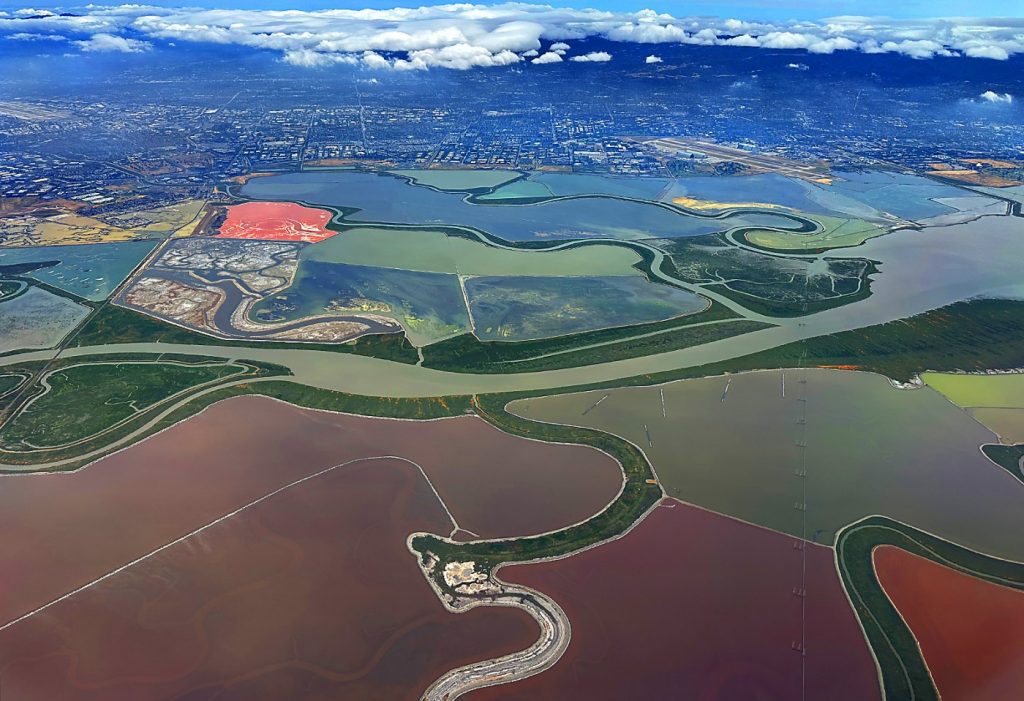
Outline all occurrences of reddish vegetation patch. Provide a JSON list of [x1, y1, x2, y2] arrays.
[[470, 501, 881, 701], [0, 396, 619, 627], [0, 460, 538, 700], [217, 201, 335, 242], [874, 546, 1024, 701]]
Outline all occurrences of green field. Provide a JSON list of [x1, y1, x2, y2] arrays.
[[982, 444, 1024, 483], [726, 298, 1024, 383], [0, 372, 28, 398], [0, 359, 250, 450], [72, 303, 420, 364], [425, 319, 767, 373]]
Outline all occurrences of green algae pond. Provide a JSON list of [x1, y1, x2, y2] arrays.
[[303, 226, 644, 276]]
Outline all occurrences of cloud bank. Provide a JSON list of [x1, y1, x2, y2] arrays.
[[1, 4, 1022, 69]]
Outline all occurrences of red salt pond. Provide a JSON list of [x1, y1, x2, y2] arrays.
[[216, 201, 335, 242], [0, 396, 621, 629], [0, 459, 539, 700], [469, 501, 881, 701], [875, 545, 1024, 701]]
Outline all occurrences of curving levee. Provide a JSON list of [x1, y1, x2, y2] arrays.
[[835, 516, 1024, 701]]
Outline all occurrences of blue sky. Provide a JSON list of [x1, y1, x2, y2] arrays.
[[3, 1, 1021, 20]]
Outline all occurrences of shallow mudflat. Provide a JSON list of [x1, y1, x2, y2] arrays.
[[0, 285, 89, 352], [465, 275, 707, 341], [0, 396, 621, 627], [875, 546, 1024, 701], [252, 260, 469, 346], [469, 501, 880, 701], [511, 369, 1024, 558], [0, 459, 539, 700]]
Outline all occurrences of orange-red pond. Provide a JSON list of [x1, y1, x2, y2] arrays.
[[874, 545, 1024, 701], [0, 458, 539, 699], [0, 397, 620, 650], [217, 201, 335, 242], [469, 501, 882, 701]]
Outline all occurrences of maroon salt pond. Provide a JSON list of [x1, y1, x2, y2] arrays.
[[0, 396, 621, 629], [875, 545, 1024, 701], [0, 459, 539, 699], [469, 500, 882, 701]]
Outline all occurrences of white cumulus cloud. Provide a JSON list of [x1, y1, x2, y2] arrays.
[[570, 51, 612, 62], [531, 51, 563, 64], [722, 34, 760, 48], [966, 45, 1010, 60], [606, 22, 686, 43], [74, 33, 151, 53], [980, 90, 1013, 103]]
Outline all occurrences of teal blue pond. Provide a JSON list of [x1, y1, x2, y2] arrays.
[[826, 171, 969, 220], [528, 172, 673, 200], [465, 275, 707, 341], [0, 240, 158, 301], [241, 172, 802, 243]]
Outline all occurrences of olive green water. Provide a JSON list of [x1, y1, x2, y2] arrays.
[[510, 369, 1024, 559]]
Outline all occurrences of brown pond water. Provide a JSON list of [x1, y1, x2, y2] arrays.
[[0, 459, 539, 700], [0, 396, 620, 626], [875, 546, 1024, 701], [469, 501, 881, 701]]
